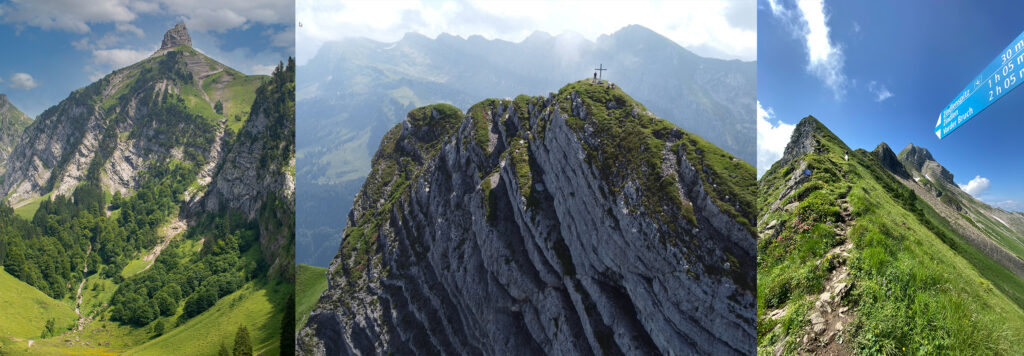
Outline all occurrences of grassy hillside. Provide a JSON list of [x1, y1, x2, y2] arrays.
[[757, 117, 1024, 354], [296, 264, 328, 328], [0, 267, 76, 345], [126, 281, 291, 356]]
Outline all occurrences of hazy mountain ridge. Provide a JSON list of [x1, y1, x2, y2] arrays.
[[297, 24, 756, 267]]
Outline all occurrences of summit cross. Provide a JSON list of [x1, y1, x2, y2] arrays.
[[595, 64, 607, 80]]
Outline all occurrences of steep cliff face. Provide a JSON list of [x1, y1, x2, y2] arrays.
[[898, 143, 955, 185], [299, 81, 756, 355], [197, 59, 296, 280], [1, 25, 265, 206], [0, 94, 32, 174]]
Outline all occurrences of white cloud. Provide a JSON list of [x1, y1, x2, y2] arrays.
[[116, 22, 144, 38], [8, 73, 39, 90], [2, 0, 292, 34], [296, 0, 756, 64], [757, 101, 795, 178], [989, 200, 1024, 212], [92, 47, 154, 68], [868, 81, 893, 102], [251, 63, 277, 76], [182, 8, 247, 33], [959, 175, 991, 196], [766, 0, 847, 98], [0, 0, 137, 33]]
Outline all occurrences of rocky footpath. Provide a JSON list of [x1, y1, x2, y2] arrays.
[[299, 81, 756, 355]]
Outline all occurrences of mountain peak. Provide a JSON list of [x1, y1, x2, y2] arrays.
[[873, 142, 910, 179], [777, 115, 845, 168], [898, 143, 955, 185], [160, 22, 192, 50]]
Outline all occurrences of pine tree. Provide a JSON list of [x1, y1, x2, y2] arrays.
[[280, 294, 295, 356], [233, 325, 253, 356], [219, 342, 231, 356]]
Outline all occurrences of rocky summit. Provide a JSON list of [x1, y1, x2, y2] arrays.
[[298, 80, 757, 355], [160, 22, 192, 50]]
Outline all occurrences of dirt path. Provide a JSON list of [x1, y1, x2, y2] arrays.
[[75, 245, 92, 331], [140, 217, 186, 273], [800, 199, 856, 355], [767, 199, 857, 356]]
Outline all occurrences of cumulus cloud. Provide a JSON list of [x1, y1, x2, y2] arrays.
[[92, 47, 153, 68], [297, 0, 756, 64], [115, 22, 144, 37], [868, 81, 893, 102], [8, 73, 39, 90], [766, 0, 847, 98], [2, 0, 292, 34], [959, 175, 991, 196], [0, 0, 137, 33], [757, 101, 795, 178]]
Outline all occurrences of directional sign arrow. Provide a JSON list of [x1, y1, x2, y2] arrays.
[[936, 29, 1024, 139]]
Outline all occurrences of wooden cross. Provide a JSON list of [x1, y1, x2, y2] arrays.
[[595, 64, 607, 80]]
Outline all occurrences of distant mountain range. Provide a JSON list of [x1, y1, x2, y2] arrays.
[[297, 24, 756, 266]]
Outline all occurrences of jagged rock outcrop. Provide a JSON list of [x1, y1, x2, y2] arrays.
[[1, 24, 265, 206], [299, 81, 756, 355], [898, 143, 955, 185], [0, 93, 32, 174], [872, 142, 910, 179], [160, 22, 192, 50], [197, 59, 296, 280], [776, 116, 849, 171]]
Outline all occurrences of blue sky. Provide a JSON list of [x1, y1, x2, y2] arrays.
[[758, 0, 1024, 211], [0, 0, 294, 118]]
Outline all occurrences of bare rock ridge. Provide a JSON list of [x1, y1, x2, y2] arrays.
[[160, 22, 192, 50], [776, 116, 849, 171], [898, 143, 955, 185], [872, 142, 910, 179], [0, 93, 32, 174], [298, 81, 757, 355]]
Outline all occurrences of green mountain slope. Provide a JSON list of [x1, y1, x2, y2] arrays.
[[757, 116, 1024, 354], [295, 264, 327, 329], [0, 24, 294, 356], [0, 267, 76, 347]]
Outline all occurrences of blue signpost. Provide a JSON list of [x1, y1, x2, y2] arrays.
[[936, 29, 1024, 139]]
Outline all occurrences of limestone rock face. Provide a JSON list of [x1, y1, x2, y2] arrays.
[[872, 142, 910, 179], [299, 83, 756, 355], [1, 24, 261, 209], [0, 93, 32, 174], [898, 143, 955, 185], [196, 61, 296, 281], [160, 22, 192, 50]]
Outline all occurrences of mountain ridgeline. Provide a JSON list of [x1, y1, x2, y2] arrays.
[[757, 116, 1024, 354], [298, 80, 757, 355], [0, 93, 32, 175], [296, 24, 756, 267], [0, 23, 294, 354]]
